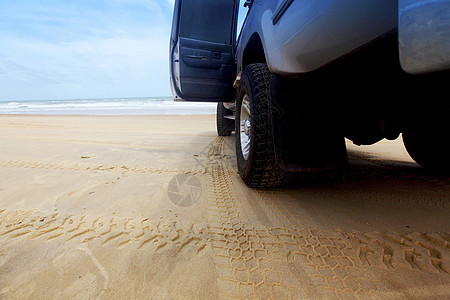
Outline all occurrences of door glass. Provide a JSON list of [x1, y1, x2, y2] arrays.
[[179, 0, 235, 45]]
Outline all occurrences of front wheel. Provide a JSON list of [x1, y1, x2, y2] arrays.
[[216, 103, 234, 136], [235, 63, 292, 188]]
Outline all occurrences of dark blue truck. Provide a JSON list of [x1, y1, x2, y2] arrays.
[[170, 0, 450, 187]]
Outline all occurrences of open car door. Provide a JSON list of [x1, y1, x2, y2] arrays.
[[170, 0, 239, 102]]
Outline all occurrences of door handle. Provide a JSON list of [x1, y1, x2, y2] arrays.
[[182, 54, 221, 69], [184, 55, 209, 60]]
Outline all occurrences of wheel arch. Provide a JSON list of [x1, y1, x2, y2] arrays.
[[241, 33, 266, 71]]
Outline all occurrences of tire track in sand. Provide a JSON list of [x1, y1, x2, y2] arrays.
[[205, 137, 450, 299], [1, 138, 449, 299], [0, 210, 209, 256], [0, 159, 206, 175]]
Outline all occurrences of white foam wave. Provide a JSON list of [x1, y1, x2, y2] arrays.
[[0, 97, 217, 115]]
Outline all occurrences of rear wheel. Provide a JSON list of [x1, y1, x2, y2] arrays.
[[216, 103, 234, 136], [235, 63, 292, 187], [402, 117, 449, 172]]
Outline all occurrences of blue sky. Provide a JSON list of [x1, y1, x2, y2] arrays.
[[0, 0, 176, 101]]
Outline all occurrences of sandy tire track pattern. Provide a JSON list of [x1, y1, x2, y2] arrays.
[[0, 210, 209, 255], [1, 137, 449, 299], [0, 159, 206, 175], [205, 137, 450, 299]]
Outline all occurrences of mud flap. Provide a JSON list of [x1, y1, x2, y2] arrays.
[[269, 74, 348, 172]]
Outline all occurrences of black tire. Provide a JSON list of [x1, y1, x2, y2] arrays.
[[402, 118, 449, 172], [235, 63, 292, 188], [216, 102, 234, 136]]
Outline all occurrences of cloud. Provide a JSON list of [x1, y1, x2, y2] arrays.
[[0, 34, 171, 99], [0, 0, 174, 100]]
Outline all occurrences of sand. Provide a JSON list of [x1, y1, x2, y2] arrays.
[[0, 114, 448, 299]]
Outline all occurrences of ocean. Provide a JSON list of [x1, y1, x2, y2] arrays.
[[0, 97, 217, 115]]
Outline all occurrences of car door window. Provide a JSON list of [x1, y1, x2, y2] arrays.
[[179, 0, 235, 45]]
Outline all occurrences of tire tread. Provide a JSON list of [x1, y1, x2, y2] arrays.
[[238, 63, 292, 188], [217, 103, 233, 136]]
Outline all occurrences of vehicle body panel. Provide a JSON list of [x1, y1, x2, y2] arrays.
[[237, 0, 398, 75], [399, 0, 450, 74]]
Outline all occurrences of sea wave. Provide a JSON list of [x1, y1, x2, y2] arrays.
[[0, 97, 217, 115]]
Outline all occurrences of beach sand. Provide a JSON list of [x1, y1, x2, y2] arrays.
[[0, 114, 448, 299]]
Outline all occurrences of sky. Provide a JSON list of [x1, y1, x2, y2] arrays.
[[0, 0, 176, 101]]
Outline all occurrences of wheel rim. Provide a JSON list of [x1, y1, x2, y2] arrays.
[[240, 94, 251, 160]]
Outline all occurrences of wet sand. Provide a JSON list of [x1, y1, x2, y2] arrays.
[[0, 114, 448, 299]]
